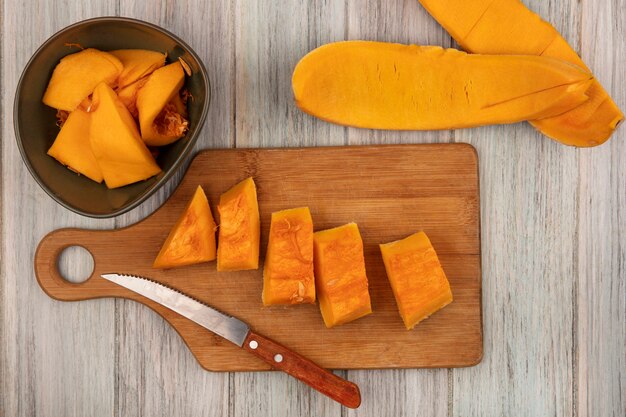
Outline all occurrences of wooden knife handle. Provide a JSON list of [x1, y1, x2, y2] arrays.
[[243, 330, 361, 408]]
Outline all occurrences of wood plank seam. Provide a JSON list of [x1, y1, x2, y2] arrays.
[[114, 298, 121, 416], [572, 157, 580, 417], [0, 0, 5, 410], [230, 1, 238, 415], [340, 369, 347, 417], [448, 20, 457, 417], [231, 0, 237, 150], [573, 3, 585, 410], [228, 372, 235, 417], [571, 1, 583, 415], [113, 4, 121, 417]]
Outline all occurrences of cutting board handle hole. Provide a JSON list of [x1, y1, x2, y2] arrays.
[[57, 245, 94, 284]]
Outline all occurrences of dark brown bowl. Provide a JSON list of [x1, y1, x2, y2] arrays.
[[14, 17, 209, 218]]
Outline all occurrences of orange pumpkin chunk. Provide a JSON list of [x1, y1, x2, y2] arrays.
[[169, 92, 188, 117], [116, 77, 149, 118], [262, 207, 315, 305], [47, 109, 103, 183], [153, 186, 217, 269], [43, 48, 123, 111], [313, 223, 372, 328], [217, 178, 260, 271], [379, 231, 453, 329], [89, 82, 161, 189], [136, 62, 188, 146], [108, 49, 166, 89]]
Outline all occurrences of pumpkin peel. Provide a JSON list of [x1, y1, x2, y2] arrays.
[[417, 0, 623, 146], [293, 41, 592, 130], [481, 78, 593, 120]]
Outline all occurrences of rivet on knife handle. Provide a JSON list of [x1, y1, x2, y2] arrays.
[[243, 330, 361, 409]]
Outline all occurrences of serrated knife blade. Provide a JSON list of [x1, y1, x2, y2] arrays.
[[101, 273, 250, 346], [101, 272, 361, 408]]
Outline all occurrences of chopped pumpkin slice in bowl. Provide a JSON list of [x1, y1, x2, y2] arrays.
[[47, 108, 103, 183], [116, 77, 150, 118], [43, 48, 123, 111], [137, 62, 189, 146], [15, 17, 209, 217], [40, 46, 192, 190], [89, 82, 161, 189], [108, 49, 166, 88]]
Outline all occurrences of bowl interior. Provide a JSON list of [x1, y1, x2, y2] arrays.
[[15, 18, 209, 218]]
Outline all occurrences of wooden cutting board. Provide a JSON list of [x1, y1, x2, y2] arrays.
[[35, 144, 482, 371]]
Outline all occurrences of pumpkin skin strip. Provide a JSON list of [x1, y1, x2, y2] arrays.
[[217, 178, 261, 271], [417, 0, 623, 146], [293, 41, 592, 130], [262, 207, 315, 306], [380, 231, 453, 330], [153, 186, 217, 269], [313, 223, 372, 328]]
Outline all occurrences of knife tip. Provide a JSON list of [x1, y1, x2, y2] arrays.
[[101, 273, 119, 281]]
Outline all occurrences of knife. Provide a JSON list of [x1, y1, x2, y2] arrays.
[[101, 273, 361, 408]]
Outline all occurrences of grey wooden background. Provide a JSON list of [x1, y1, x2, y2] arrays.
[[1, 0, 624, 416]]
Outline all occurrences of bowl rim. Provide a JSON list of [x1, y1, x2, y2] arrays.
[[13, 16, 210, 219]]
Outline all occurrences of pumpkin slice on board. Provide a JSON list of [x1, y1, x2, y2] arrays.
[[217, 177, 261, 272], [262, 207, 315, 306], [313, 223, 372, 328], [89, 82, 161, 189], [47, 108, 103, 183], [153, 186, 217, 269], [379, 231, 453, 330], [417, 0, 623, 146]]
